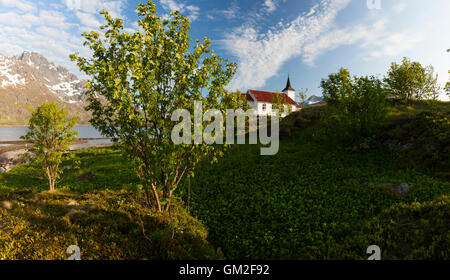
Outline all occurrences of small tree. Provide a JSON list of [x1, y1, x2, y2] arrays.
[[222, 91, 250, 111], [384, 57, 440, 103], [321, 68, 388, 138], [297, 88, 308, 109], [321, 68, 353, 105], [22, 103, 78, 191], [71, 1, 238, 212], [271, 92, 291, 116]]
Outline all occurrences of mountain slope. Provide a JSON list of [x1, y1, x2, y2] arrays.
[[0, 51, 90, 125], [300, 95, 326, 107]]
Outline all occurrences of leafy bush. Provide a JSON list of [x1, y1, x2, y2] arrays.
[[384, 57, 440, 103], [320, 68, 388, 142], [71, 1, 238, 212], [21, 102, 79, 191]]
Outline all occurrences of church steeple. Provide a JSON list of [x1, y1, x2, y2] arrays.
[[282, 75, 295, 92]]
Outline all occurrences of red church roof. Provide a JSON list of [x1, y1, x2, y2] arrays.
[[241, 93, 254, 101], [247, 90, 300, 108]]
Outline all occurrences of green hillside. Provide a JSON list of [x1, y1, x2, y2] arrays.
[[184, 101, 450, 259], [0, 101, 449, 259]]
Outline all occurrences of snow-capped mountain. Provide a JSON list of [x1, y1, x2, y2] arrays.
[[301, 95, 325, 107], [0, 51, 90, 124], [4, 51, 85, 103]]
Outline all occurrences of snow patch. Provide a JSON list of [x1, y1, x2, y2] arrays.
[[0, 61, 26, 88], [46, 80, 82, 100]]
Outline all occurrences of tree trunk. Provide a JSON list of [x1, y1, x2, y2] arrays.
[[163, 189, 174, 211], [46, 167, 54, 191], [151, 184, 162, 212]]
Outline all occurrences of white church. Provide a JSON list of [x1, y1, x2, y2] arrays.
[[242, 77, 301, 117]]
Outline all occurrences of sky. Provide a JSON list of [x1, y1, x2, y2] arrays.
[[0, 0, 449, 100]]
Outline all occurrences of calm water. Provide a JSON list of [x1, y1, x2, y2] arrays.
[[0, 126, 106, 141]]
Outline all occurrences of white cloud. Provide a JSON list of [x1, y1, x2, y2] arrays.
[[223, 0, 432, 91], [160, 0, 184, 12], [223, 0, 352, 90], [0, 1, 127, 80], [365, 33, 424, 59], [220, 1, 239, 20], [160, 0, 200, 21], [63, 0, 125, 18], [36, 26, 70, 40], [0, 8, 88, 78], [0, 11, 40, 28], [263, 0, 277, 13], [0, 0, 35, 12], [76, 11, 102, 28], [102, 1, 125, 18], [39, 10, 70, 30], [301, 16, 424, 65], [393, 2, 407, 13]]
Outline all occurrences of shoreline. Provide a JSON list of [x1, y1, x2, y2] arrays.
[[0, 138, 110, 144], [0, 124, 92, 127], [0, 138, 113, 173], [0, 138, 112, 155]]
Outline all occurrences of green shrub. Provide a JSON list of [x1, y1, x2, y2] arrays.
[[320, 68, 388, 143], [384, 57, 440, 103]]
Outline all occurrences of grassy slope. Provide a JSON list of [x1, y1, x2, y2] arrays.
[[0, 87, 91, 126], [0, 101, 448, 260], [0, 147, 222, 260], [185, 101, 450, 260]]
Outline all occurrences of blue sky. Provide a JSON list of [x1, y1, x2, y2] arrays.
[[0, 0, 449, 100]]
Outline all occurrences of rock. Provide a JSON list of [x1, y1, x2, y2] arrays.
[[384, 140, 402, 152], [362, 182, 393, 187], [1, 201, 12, 209], [12, 157, 27, 165], [67, 199, 79, 206], [0, 149, 28, 172], [66, 209, 78, 216], [393, 183, 410, 195], [66, 209, 86, 217], [3, 165, 11, 172], [362, 182, 410, 195]]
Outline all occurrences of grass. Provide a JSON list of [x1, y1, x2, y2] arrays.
[[183, 101, 450, 260], [1, 147, 138, 193], [1, 101, 449, 260], [0, 147, 222, 260]]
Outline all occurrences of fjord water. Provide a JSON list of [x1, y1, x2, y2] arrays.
[[0, 126, 106, 141]]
